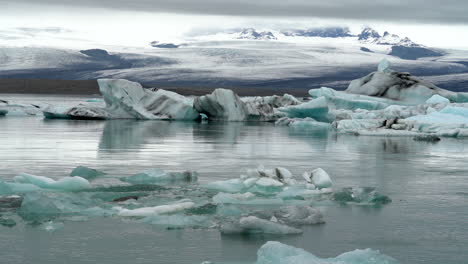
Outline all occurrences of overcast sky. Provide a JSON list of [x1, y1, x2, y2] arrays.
[[1, 0, 467, 49]]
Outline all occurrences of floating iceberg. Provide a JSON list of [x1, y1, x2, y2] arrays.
[[347, 61, 468, 104], [278, 96, 332, 122], [221, 216, 302, 235], [194, 88, 249, 121], [98, 79, 200, 120], [255, 241, 399, 264], [13, 173, 90, 191]]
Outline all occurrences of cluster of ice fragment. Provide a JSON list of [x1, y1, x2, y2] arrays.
[[1, 165, 390, 234], [274, 62, 468, 138]]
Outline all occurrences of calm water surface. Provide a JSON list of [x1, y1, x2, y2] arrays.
[[0, 95, 467, 264]]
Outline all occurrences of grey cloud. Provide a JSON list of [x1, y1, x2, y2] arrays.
[[3, 0, 468, 24]]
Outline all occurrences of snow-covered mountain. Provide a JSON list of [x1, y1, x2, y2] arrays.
[[236, 28, 277, 40], [358, 27, 418, 47]]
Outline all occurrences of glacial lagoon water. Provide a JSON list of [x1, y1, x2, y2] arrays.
[[1, 95, 468, 264]]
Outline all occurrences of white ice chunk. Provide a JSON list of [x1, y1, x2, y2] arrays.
[[115, 201, 195, 217], [303, 168, 332, 189]]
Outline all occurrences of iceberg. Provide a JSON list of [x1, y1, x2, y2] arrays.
[[278, 97, 331, 122], [98, 79, 199, 120], [193, 88, 247, 121], [70, 166, 106, 180], [255, 241, 399, 264], [346, 62, 468, 104], [221, 216, 302, 235], [120, 168, 198, 184], [13, 173, 90, 191], [309, 87, 400, 111]]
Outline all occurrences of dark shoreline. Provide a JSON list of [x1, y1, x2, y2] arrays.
[[0, 78, 313, 97]]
